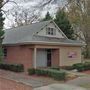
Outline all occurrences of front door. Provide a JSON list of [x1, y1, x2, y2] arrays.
[[37, 49, 47, 67], [47, 49, 52, 67]]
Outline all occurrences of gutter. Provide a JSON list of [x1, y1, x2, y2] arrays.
[[3, 41, 86, 46]]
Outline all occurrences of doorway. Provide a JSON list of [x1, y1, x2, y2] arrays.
[[47, 49, 52, 67]]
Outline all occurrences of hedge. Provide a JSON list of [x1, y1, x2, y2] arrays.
[[0, 63, 24, 72], [47, 69, 66, 80], [72, 62, 90, 72], [61, 66, 74, 70], [50, 67, 60, 70], [28, 68, 66, 81], [28, 68, 35, 75]]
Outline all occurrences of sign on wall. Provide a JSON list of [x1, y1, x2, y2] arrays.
[[68, 52, 77, 58]]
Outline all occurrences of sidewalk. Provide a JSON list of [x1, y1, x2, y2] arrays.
[[34, 84, 87, 90], [66, 75, 90, 86]]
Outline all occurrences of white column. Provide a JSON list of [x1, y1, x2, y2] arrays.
[[33, 47, 37, 69], [59, 48, 61, 66]]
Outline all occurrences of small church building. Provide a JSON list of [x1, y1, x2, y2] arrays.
[[3, 20, 83, 70]]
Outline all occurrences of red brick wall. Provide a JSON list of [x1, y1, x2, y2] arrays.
[[0, 77, 32, 90], [4, 45, 60, 70], [4, 46, 33, 70], [51, 49, 59, 67]]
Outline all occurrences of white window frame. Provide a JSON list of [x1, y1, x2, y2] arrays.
[[46, 27, 56, 35]]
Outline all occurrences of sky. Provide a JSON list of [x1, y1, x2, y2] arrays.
[[3, 0, 67, 29]]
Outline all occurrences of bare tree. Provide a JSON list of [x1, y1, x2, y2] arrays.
[[0, 0, 17, 10], [8, 5, 41, 27]]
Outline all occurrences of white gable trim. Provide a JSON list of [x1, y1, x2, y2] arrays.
[[51, 20, 68, 39], [34, 20, 68, 39]]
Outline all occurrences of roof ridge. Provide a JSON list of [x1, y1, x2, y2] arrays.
[[5, 20, 51, 31]]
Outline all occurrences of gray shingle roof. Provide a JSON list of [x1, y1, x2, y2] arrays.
[[3, 20, 84, 46]]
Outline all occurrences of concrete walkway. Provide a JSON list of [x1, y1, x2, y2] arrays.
[[34, 84, 87, 90], [64, 69, 90, 90], [66, 76, 90, 86], [61, 69, 89, 76]]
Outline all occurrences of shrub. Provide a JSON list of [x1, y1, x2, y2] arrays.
[[72, 62, 90, 72], [61, 66, 74, 70], [0, 63, 24, 72], [47, 69, 66, 80], [28, 68, 35, 75], [50, 67, 60, 70], [28, 68, 66, 81], [72, 63, 83, 69], [72, 63, 85, 72], [35, 69, 41, 75], [10, 64, 24, 72], [52, 72, 66, 80], [84, 62, 90, 70], [35, 69, 48, 76]]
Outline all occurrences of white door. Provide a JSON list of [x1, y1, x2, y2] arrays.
[[36, 49, 47, 67]]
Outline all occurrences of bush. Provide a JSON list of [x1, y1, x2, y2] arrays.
[[47, 69, 66, 80], [84, 62, 90, 70], [52, 72, 66, 80], [72, 62, 90, 72], [10, 64, 24, 72], [0, 63, 24, 72], [50, 67, 60, 70], [28, 68, 35, 75], [61, 66, 74, 70], [28, 68, 66, 81], [72, 63, 85, 72], [35, 69, 48, 76]]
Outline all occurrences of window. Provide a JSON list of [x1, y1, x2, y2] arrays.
[[4, 48, 7, 57], [46, 27, 56, 35]]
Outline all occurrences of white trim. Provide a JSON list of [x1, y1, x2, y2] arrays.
[[33, 20, 68, 39], [59, 48, 61, 66], [3, 41, 85, 46], [52, 20, 68, 39], [21, 41, 84, 46], [33, 47, 37, 69]]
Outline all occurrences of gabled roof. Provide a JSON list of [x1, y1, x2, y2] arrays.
[[3, 20, 84, 46]]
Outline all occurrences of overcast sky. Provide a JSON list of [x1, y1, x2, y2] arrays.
[[3, 0, 66, 29]]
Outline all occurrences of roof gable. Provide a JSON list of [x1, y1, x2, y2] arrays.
[[36, 20, 67, 39]]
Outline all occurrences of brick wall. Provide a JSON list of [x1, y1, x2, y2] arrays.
[[4, 45, 33, 70]]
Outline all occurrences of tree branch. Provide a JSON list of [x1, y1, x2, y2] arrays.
[[0, 0, 17, 9]]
